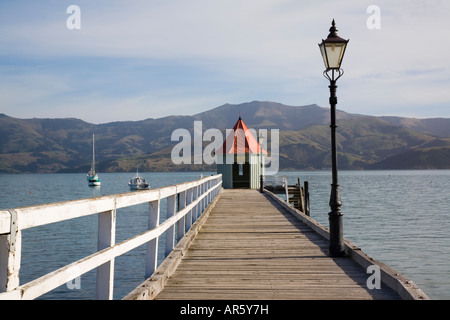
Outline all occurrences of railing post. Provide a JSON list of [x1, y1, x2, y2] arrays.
[[96, 207, 116, 300], [165, 194, 176, 256], [205, 180, 209, 204], [208, 180, 211, 204], [145, 198, 160, 278], [193, 185, 199, 219], [0, 235, 7, 292], [177, 191, 186, 241], [186, 188, 193, 231], [200, 182, 205, 214], [206, 181, 209, 205], [0, 209, 21, 293], [216, 177, 220, 197]]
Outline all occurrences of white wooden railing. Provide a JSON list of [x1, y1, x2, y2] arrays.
[[263, 175, 287, 188], [263, 175, 289, 200], [0, 174, 222, 300]]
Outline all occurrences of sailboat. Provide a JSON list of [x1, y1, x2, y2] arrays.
[[87, 134, 101, 186]]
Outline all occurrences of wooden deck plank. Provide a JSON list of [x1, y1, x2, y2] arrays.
[[153, 189, 401, 300]]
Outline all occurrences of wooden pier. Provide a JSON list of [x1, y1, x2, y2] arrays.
[[125, 188, 428, 300], [0, 174, 429, 300]]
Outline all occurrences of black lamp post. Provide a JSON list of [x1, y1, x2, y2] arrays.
[[319, 20, 349, 257]]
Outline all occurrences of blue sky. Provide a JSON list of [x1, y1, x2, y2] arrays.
[[0, 0, 449, 124]]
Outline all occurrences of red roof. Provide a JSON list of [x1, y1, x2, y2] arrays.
[[218, 116, 267, 154]]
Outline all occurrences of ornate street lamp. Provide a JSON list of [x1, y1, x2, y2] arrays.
[[319, 20, 349, 257]]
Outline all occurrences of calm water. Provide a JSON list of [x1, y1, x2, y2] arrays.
[[285, 170, 450, 300], [0, 170, 449, 299], [0, 171, 215, 300]]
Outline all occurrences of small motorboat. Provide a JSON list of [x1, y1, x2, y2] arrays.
[[128, 170, 150, 190]]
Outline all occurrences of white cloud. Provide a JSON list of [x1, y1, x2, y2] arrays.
[[0, 0, 449, 121]]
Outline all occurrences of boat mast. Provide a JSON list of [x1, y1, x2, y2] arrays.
[[92, 134, 96, 173]]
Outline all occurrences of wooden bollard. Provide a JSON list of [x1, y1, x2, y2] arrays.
[[304, 181, 310, 216]]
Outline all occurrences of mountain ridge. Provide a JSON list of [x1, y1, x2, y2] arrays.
[[1, 101, 450, 173]]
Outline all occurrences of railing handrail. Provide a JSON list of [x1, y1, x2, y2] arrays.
[[263, 175, 287, 187], [0, 174, 222, 300]]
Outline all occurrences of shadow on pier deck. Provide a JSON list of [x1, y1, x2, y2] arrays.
[[125, 189, 427, 300]]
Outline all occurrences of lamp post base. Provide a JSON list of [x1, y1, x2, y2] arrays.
[[328, 211, 345, 257]]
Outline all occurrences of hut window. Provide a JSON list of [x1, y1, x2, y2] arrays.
[[239, 163, 243, 176]]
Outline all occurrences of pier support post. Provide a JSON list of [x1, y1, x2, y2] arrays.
[[304, 181, 310, 216]]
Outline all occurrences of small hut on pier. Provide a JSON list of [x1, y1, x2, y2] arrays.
[[216, 115, 266, 189]]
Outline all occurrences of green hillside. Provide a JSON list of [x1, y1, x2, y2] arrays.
[[1, 101, 450, 173]]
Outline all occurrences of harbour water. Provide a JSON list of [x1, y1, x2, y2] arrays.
[[0, 170, 449, 299]]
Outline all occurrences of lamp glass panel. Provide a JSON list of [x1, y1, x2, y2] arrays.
[[319, 43, 329, 69], [324, 42, 346, 69]]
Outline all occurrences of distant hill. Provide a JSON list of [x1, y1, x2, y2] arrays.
[[1, 101, 450, 173], [366, 146, 450, 170], [380, 116, 450, 138], [193, 101, 364, 131]]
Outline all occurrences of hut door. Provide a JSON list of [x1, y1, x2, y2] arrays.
[[232, 162, 250, 188]]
